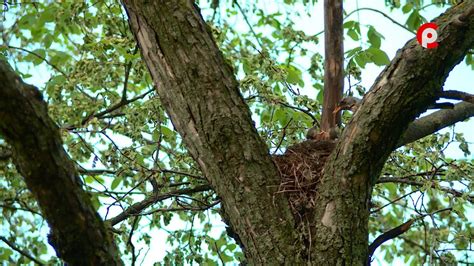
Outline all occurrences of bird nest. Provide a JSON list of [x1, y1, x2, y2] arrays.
[[273, 140, 336, 219]]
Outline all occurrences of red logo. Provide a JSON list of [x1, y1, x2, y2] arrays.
[[417, 23, 438, 49]]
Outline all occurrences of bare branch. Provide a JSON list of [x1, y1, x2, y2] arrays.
[[345, 7, 413, 34], [440, 90, 474, 104], [377, 177, 473, 203], [63, 88, 154, 130], [397, 102, 474, 148], [107, 184, 212, 226]]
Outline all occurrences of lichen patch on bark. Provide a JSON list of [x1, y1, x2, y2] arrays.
[[321, 201, 336, 233]]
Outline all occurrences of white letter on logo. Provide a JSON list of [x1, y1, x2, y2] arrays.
[[422, 28, 437, 48]]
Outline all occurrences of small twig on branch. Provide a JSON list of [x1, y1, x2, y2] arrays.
[[127, 217, 139, 266], [63, 88, 154, 130], [344, 7, 414, 34], [377, 177, 473, 203], [233, 1, 263, 49], [7, 46, 67, 77], [273, 118, 293, 155], [370, 190, 419, 214], [0, 236, 45, 265]]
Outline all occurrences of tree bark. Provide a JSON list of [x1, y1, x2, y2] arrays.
[[398, 101, 474, 148], [0, 60, 122, 265], [321, 0, 344, 133], [311, 3, 474, 264], [122, 0, 474, 264], [122, 1, 300, 264]]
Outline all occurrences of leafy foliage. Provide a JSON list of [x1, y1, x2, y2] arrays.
[[0, 0, 472, 264]]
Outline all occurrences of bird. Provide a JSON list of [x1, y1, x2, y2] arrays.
[[306, 125, 339, 140], [333, 96, 361, 114], [306, 96, 360, 141]]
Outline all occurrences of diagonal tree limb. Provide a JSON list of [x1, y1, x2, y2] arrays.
[[397, 102, 474, 148], [313, 3, 474, 264], [439, 90, 474, 104], [0, 236, 45, 265], [368, 207, 452, 262], [0, 60, 123, 265]]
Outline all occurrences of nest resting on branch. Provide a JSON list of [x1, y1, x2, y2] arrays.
[[273, 140, 336, 219]]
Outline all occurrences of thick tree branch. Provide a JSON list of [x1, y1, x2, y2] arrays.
[[313, 3, 474, 264], [122, 1, 298, 263], [398, 102, 474, 147], [368, 208, 452, 262], [368, 219, 415, 261], [440, 90, 474, 104], [0, 60, 123, 265]]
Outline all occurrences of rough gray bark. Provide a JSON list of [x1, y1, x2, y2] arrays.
[[122, 0, 474, 264], [0, 60, 123, 265], [122, 1, 300, 264], [312, 3, 474, 264], [398, 101, 474, 148]]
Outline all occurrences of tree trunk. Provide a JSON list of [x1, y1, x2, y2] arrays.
[[0, 61, 123, 265], [311, 3, 474, 264], [123, 1, 301, 264], [122, 0, 474, 264]]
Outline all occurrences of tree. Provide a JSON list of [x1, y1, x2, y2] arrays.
[[0, 0, 473, 265]]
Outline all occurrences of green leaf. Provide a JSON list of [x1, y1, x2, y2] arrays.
[[347, 29, 359, 41], [367, 47, 390, 66], [354, 51, 369, 68], [406, 10, 422, 31], [24, 49, 46, 65], [317, 88, 324, 103], [367, 26, 383, 49], [286, 66, 304, 87], [402, 3, 413, 14], [111, 176, 122, 190]]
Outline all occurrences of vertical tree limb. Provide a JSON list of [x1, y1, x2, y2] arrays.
[[321, 0, 344, 135]]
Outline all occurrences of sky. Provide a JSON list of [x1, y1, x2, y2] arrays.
[[1, 1, 473, 265]]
